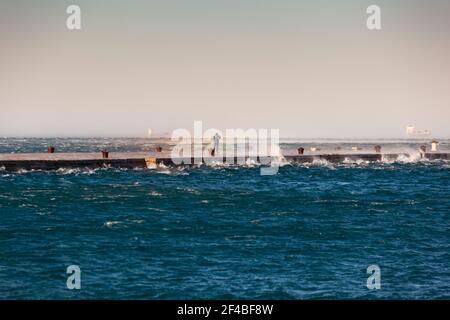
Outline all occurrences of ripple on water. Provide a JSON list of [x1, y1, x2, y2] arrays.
[[0, 145, 449, 299]]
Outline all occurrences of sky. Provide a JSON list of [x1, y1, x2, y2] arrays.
[[0, 0, 449, 138]]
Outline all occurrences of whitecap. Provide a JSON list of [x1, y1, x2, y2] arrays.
[[309, 158, 336, 169], [342, 158, 370, 166], [56, 168, 81, 175], [381, 153, 423, 164], [104, 221, 122, 228], [157, 162, 168, 169]]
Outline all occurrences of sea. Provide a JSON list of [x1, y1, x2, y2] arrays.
[[0, 138, 449, 299]]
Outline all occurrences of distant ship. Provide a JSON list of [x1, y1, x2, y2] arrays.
[[406, 125, 430, 137]]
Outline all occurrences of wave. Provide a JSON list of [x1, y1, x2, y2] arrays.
[[381, 152, 424, 164], [104, 221, 123, 228], [55, 167, 100, 175], [343, 158, 370, 166]]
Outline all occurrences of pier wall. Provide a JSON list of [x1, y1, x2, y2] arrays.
[[0, 153, 448, 171], [0, 159, 147, 171]]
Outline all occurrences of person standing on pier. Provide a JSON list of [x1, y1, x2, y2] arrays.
[[212, 132, 221, 157]]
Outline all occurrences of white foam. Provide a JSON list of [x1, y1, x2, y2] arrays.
[[157, 162, 168, 169], [245, 158, 258, 167], [381, 152, 423, 164], [270, 157, 290, 168], [207, 160, 230, 168], [310, 158, 336, 169], [104, 221, 122, 228], [342, 158, 370, 166], [55, 167, 100, 175], [56, 168, 81, 175]]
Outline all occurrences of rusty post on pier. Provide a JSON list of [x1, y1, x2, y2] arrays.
[[47, 146, 55, 153], [298, 147, 304, 155], [374, 145, 382, 153], [101, 149, 109, 159], [431, 140, 439, 152]]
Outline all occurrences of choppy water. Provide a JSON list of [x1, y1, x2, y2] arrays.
[[0, 138, 449, 299]]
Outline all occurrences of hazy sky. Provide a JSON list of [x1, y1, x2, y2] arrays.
[[1, 0, 449, 138]]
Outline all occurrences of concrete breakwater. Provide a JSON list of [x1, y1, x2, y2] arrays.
[[0, 151, 448, 171]]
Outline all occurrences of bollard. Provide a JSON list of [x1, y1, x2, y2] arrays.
[[298, 147, 305, 155], [48, 146, 55, 153], [101, 149, 109, 159], [374, 145, 382, 153], [431, 140, 438, 152], [155, 146, 163, 152]]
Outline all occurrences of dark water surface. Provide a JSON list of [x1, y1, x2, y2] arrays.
[[0, 139, 449, 299]]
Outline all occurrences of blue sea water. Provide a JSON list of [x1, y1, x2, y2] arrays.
[[0, 138, 449, 299]]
